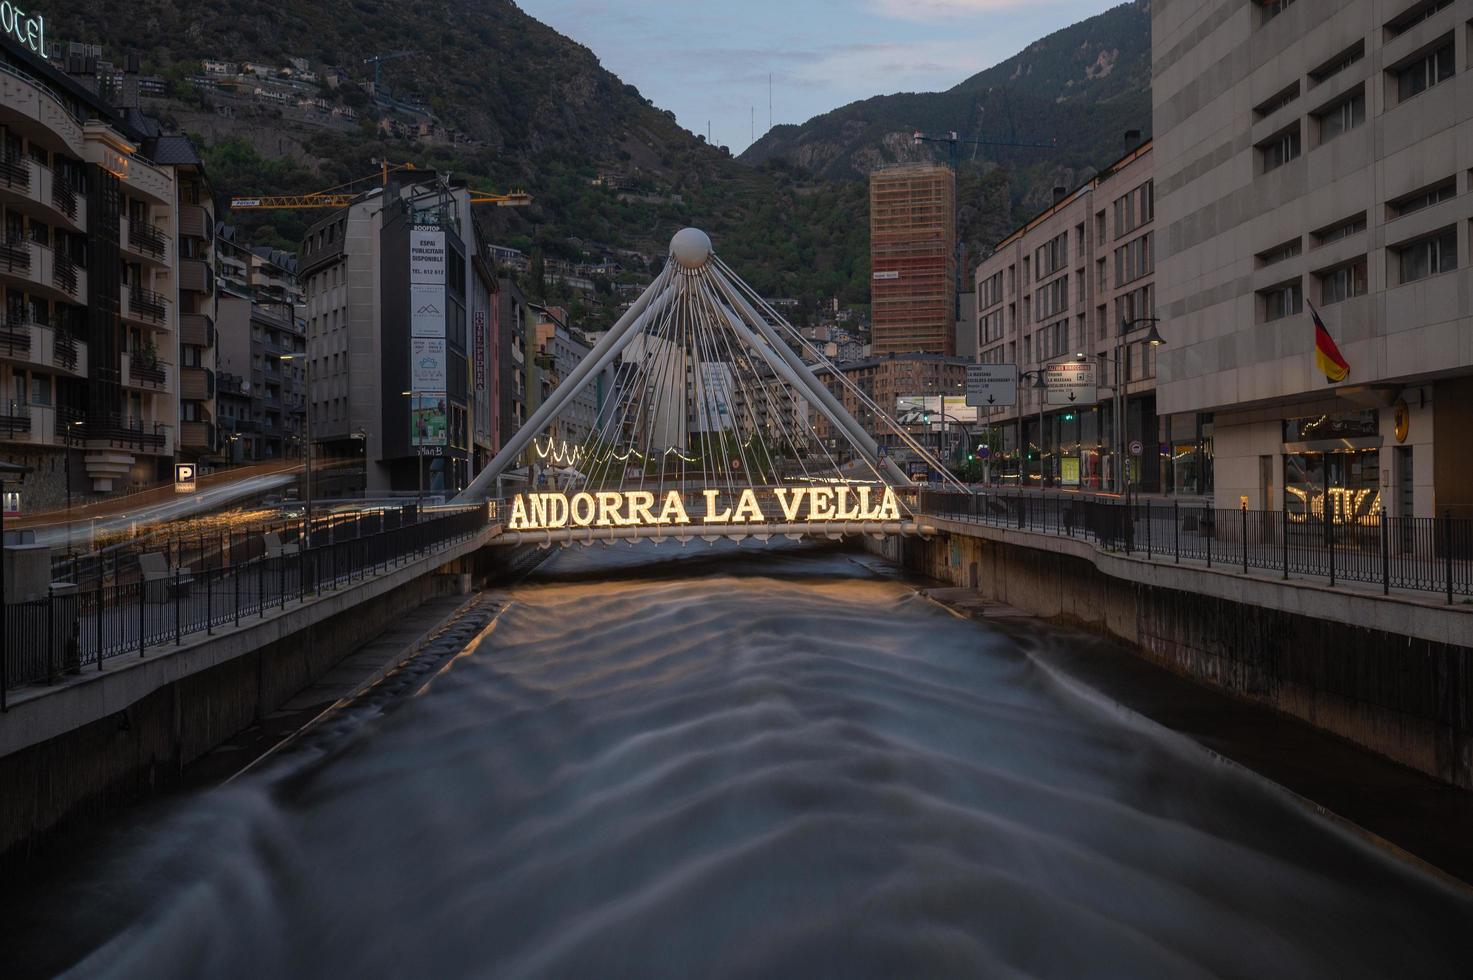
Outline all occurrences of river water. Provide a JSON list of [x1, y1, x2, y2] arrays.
[[13, 542, 1473, 978]]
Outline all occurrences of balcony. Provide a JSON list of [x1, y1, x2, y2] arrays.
[[0, 317, 88, 376], [180, 366, 215, 402], [121, 351, 170, 391], [0, 63, 85, 154], [180, 419, 214, 451], [0, 237, 88, 303], [0, 157, 87, 230], [83, 413, 170, 454], [178, 204, 211, 241], [121, 216, 171, 264], [122, 286, 170, 326], [179, 257, 213, 295], [179, 312, 214, 348]]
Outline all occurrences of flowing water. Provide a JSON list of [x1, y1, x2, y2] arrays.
[[10, 542, 1473, 978]]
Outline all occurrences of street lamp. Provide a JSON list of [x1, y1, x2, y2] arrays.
[[1103, 316, 1167, 496], [275, 352, 311, 526], [63, 418, 83, 557]]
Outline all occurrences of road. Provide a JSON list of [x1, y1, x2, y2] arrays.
[[5, 542, 1470, 978]]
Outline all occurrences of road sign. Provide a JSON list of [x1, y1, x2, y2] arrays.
[[174, 463, 196, 494], [1043, 361, 1098, 406], [1129, 439, 1144, 456], [965, 363, 1018, 407]]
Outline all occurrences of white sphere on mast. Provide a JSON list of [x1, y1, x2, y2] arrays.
[[670, 227, 713, 270]]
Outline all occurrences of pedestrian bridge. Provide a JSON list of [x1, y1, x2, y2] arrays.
[[458, 228, 963, 548]]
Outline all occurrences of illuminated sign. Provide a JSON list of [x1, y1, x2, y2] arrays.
[[472, 310, 487, 392], [1, 3, 45, 57], [508, 485, 903, 531], [174, 463, 196, 494]]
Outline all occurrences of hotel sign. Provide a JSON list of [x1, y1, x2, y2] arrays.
[[508, 485, 903, 532], [1, 2, 45, 57]]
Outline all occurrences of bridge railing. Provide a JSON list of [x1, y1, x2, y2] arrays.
[[2, 505, 491, 709], [918, 490, 1473, 603]]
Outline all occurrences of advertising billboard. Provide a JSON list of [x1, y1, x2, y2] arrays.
[[411, 337, 447, 389], [411, 283, 446, 338], [410, 392, 448, 447], [895, 395, 980, 426], [409, 230, 446, 284]]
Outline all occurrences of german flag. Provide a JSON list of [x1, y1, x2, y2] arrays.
[[1310, 302, 1349, 383]]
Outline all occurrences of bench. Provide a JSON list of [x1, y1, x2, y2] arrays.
[[138, 551, 193, 602]]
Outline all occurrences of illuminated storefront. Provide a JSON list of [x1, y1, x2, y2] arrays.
[[1282, 411, 1382, 524]]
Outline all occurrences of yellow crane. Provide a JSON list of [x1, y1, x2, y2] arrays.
[[229, 161, 532, 210]]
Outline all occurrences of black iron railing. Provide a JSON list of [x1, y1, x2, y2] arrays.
[[0, 235, 31, 273], [918, 491, 1473, 604], [4, 505, 489, 707], [52, 251, 78, 295], [126, 220, 168, 258], [128, 287, 169, 323]]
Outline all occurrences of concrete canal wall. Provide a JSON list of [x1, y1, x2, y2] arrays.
[[873, 520, 1473, 789], [0, 540, 501, 866]]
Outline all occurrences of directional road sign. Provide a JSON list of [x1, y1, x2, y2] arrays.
[[965, 363, 1018, 407], [1043, 361, 1098, 406]]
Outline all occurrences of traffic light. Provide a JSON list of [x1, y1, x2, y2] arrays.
[[1063, 411, 1076, 423], [922, 412, 931, 424]]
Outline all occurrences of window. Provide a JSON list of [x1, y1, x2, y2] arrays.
[[1309, 41, 1365, 84], [1115, 284, 1154, 331], [1112, 182, 1154, 239], [1094, 211, 1106, 244], [1095, 258, 1107, 292], [1075, 223, 1086, 260], [30, 373, 50, 405], [1388, 178, 1456, 218], [1035, 231, 1068, 280], [1318, 259, 1368, 304], [1096, 304, 1108, 340], [1386, 0, 1453, 38], [980, 309, 1005, 343], [979, 271, 1003, 308], [1395, 41, 1454, 102], [1312, 212, 1367, 246], [1257, 0, 1297, 25], [1316, 90, 1365, 143], [1254, 82, 1300, 119], [1260, 125, 1301, 172], [1261, 280, 1303, 321], [1114, 232, 1153, 286], [1257, 238, 1302, 267], [1395, 226, 1457, 283], [1037, 276, 1069, 318]]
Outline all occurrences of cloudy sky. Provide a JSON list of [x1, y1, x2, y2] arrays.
[[515, 0, 1123, 154]]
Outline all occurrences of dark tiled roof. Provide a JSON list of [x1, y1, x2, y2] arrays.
[[145, 134, 203, 167]]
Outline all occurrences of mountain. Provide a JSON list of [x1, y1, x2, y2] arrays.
[[740, 0, 1151, 217], [40, 0, 1149, 320]]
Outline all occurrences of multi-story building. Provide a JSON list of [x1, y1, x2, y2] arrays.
[[496, 276, 529, 454], [1, 32, 204, 507], [531, 307, 600, 451], [1153, 0, 1473, 519], [972, 136, 1169, 492], [299, 171, 496, 496], [815, 352, 970, 462], [870, 164, 956, 356], [214, 225, 306, 463]]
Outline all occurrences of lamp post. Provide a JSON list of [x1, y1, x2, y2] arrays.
[[1017, 370, 1048, 487], [64, 418, 82, 556], [276, 351, 311, 527], [1107, 317, 1167, 497]]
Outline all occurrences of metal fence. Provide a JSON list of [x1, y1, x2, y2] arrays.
[[2, 505, 490, 709], [917, 491, 1473, 604]]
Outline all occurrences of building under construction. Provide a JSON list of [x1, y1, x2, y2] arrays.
[[869, 164, 956, 356]]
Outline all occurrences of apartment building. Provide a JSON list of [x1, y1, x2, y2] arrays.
[[1, 33, 207, 507], [1154, 0, 1473, 520], [870, 164, 957, 356], [973, 136, 1181, 492], [214, 226, 306, 463], [815, 352, 970, 462], [299, 172, 496, 496]]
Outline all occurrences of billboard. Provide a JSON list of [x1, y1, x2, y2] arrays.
[[895, 394, 980, 426], [411, 337, 447, 389], [410, 392, 448, 447], [409, 230, 446, 284], [411, 283, 446, 338]]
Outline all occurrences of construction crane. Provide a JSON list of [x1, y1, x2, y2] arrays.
[[911, 128, 1056, 319], [230, 162, 533, 211], [363, 51, 417, 94]]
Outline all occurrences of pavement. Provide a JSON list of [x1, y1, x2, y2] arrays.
[[922, 586, 1473, 891]]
